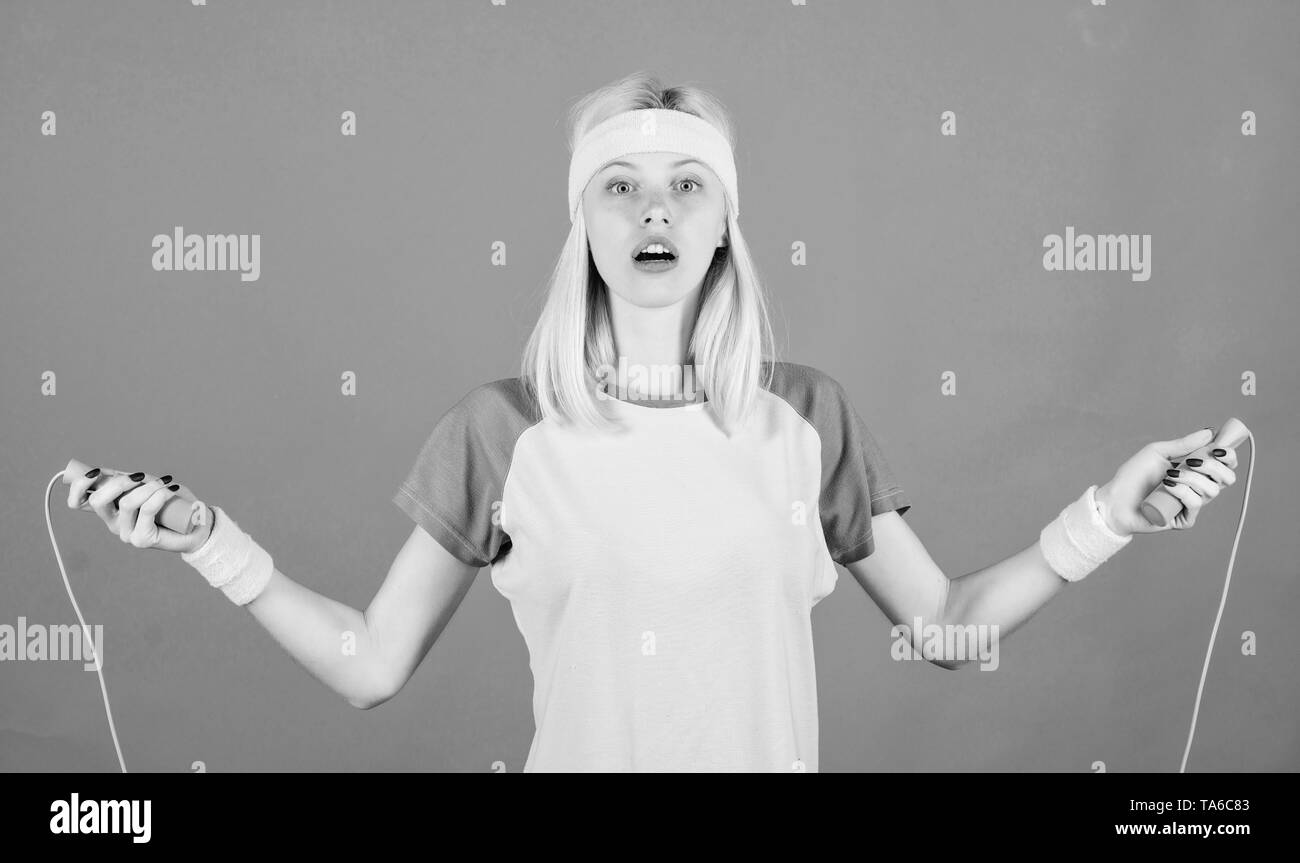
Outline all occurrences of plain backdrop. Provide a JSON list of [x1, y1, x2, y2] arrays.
[[2, 0, 1298, 772]]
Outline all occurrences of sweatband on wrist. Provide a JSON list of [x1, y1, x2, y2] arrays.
[[181, 505, 274, 606], [1039, 485, 1133, 582], [568, 108, 739, 223]]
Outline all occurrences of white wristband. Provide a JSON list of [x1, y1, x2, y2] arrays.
[[181, 505, 274, 606], [1039, 485, 1133, 583]]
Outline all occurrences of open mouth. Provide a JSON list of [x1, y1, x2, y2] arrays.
[[633, 249, 677, 263], [631, 237, 678, 271], [632, 252, 678, 272]]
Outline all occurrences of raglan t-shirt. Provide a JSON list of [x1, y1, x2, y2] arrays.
[[392, 361, 911, 772]]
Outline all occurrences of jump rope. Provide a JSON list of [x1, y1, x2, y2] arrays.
[[43, 421, 1255, 773]]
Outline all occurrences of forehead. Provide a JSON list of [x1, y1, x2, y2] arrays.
[[598, 155, 706, 172]]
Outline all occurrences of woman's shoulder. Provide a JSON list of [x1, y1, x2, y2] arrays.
[[761, 360, 853, 408], [411, 376, 540, 443], [450, 376, 542, 426]]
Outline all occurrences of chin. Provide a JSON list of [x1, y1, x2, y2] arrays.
[[613, 267, 705, 307], [616, 283, 697, 309]]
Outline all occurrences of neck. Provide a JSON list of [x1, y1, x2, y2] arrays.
[[605, 289, 702, 402]]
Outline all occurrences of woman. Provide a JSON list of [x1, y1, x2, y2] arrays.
[[69, 71, 1239, 772]]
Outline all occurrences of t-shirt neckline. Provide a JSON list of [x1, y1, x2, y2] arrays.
[[596, 387, 709, 414]]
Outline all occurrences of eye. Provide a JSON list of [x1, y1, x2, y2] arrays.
[[606, 177, 703, 195]]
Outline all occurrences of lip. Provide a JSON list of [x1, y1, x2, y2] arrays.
[[630, 234, 678, 260]]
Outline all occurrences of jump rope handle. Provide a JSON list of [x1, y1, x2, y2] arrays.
[[62, 457, 199, 535], [1140, 418, 1251, 528]]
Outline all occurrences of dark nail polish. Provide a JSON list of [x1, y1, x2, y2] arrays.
[[1163, 478, 1177, 487], [159, 475, 172, 485], [167, 484, 180, 491], [1212, 449, 1226, 457], [1166, 469, 1180, 477], [84, 468, 100, 478], [1186, 458, 1203, 467], [129, 472, 145, 481], [1171, 461, 1180, 468]]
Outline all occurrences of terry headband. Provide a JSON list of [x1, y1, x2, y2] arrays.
[[568, 108, 739, 223]]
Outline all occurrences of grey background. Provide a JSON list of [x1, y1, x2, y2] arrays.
[[2, 1, 1297, 772]]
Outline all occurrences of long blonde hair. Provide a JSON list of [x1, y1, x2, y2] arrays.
[[520, 71, 777, 435]]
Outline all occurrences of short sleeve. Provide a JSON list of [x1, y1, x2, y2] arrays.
[[768, 363, 911, 567], [820, 383, 911, 565], [392, 378, 538, 568]]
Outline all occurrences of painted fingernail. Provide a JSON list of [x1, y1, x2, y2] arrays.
[[84, 468, 100, 478], [1163, 478, 1177, 486], [1212, 449, 1226, 457], [129, 472, 146, 481], [1186, 458, 1203, 467], [1166, 469, 1180, 477], [1171, 461, 1180, 468], [159, 475, 173, 485], [167, 484, 180, 491]]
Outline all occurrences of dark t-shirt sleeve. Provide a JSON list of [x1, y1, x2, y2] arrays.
[[392, 379, 536, 568], [771, 363, 911, 566], [821, 382, 911, 565]]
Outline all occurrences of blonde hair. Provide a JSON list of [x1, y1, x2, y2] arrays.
[[520, 71, 777, 435]]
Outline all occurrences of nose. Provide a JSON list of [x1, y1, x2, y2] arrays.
[[640, 191, 671, 225], [641, 207, 670, 226]]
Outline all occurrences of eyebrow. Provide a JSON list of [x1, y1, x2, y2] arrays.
[[599, 159, 704, 172]]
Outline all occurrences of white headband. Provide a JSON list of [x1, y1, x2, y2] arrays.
[[567, 108, 739, 223]]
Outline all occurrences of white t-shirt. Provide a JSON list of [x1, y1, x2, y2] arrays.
[[393, 361, 911, 772]]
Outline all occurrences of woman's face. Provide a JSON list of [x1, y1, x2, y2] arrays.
[[582, 151, 728, 309]]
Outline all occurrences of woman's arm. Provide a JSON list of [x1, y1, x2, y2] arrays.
[[68, 468, 483, 707], [844, 510, 1066, 670], [846, 426, 1240, 670], [243, 524, 480, 708], [922, 536, 1067, 644]]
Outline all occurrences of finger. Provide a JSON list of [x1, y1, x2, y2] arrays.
[[1163, 480, 1201, 529], [117, 477, 168, 543], [129, 483, 176, 549], [1211, 445, 1239, 471], [1155, 428, 1215, 459], [167, 482, 199, 506], [1167, 470, 1219, 502], [67, 467, 104, 509], [114, 473, 159, 539], [118, 476, 167, 513], [113, 477, 149, 542], [70, 466, 127, 510], [1182, 456, 1235, 488], [87, 473, 143, 528], [1164, 476, 1207, 510]]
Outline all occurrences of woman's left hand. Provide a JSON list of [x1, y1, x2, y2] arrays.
[[1096, 428, 1239, 537]]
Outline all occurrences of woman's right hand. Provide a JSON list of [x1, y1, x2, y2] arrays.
[[67, 466, 214, 554]]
